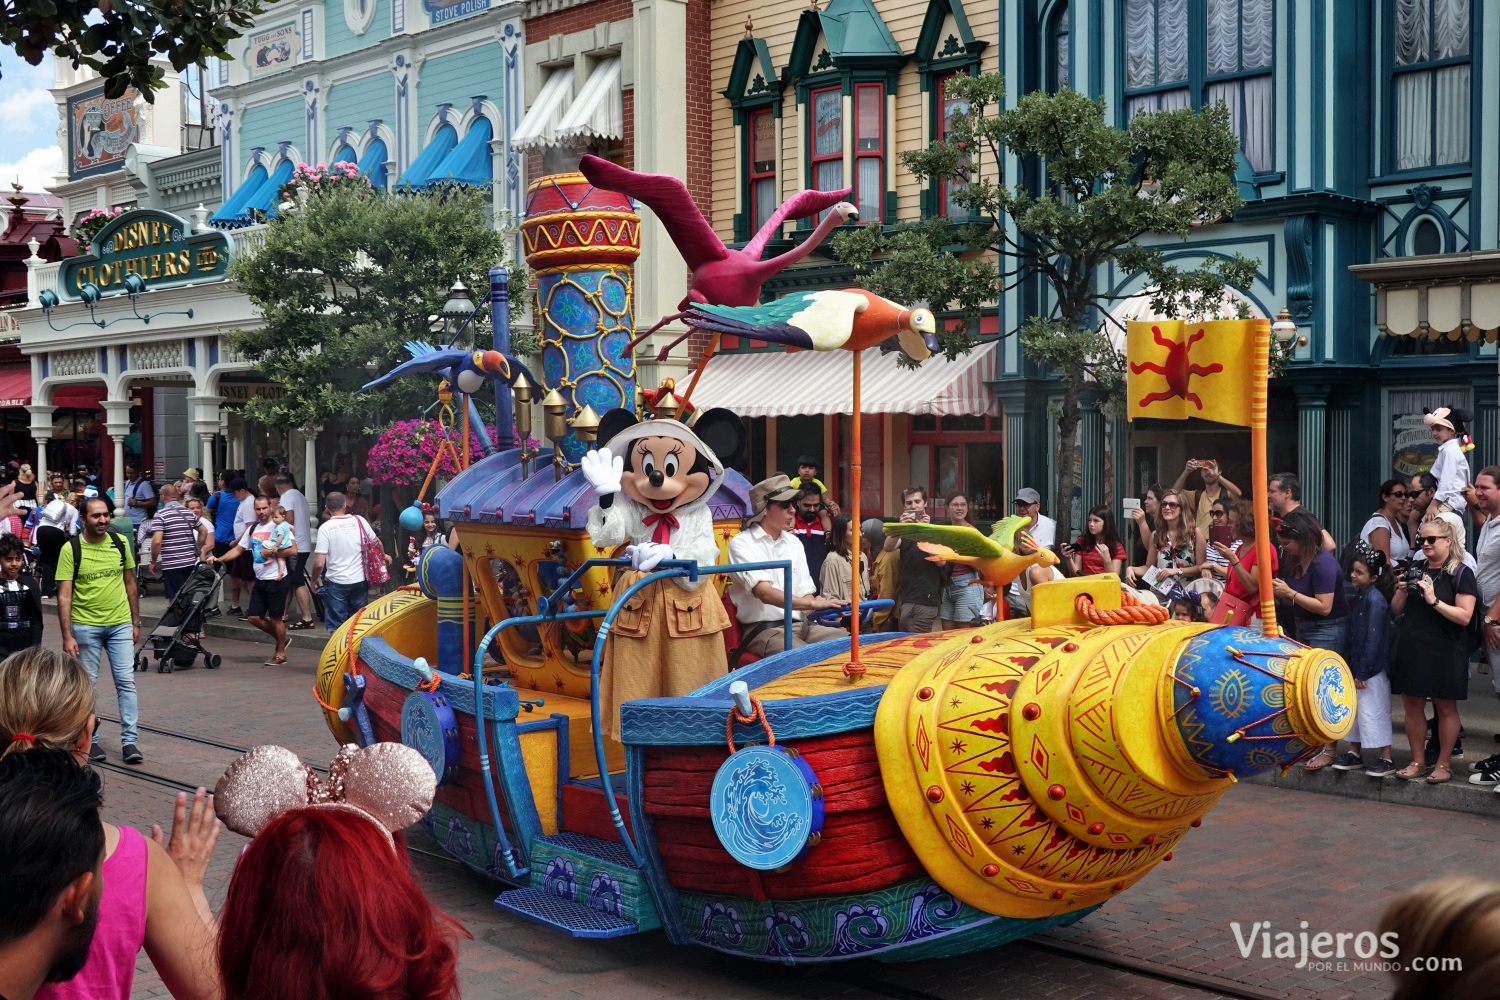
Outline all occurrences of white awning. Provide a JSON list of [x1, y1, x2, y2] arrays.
[[557, 57, 622, 141], [1351, 251, 1500, 341], [511, 66, 575, 150], [683, 343, 1000, 418]]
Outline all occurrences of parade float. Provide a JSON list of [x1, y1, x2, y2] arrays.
[[313, 166, 1355, 962]]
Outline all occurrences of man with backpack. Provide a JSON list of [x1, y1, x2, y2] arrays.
[[120, 462, 155, 532], [55, 498, 142, 765]]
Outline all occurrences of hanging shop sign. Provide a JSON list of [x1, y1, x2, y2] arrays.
[[67, 86, 141, 180], [245, 21, 302, 78], [60, 209, 229, 299]]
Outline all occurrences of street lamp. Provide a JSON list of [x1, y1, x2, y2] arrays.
[[1271, 307, 1307, 348], [439, 279, 477, 345]]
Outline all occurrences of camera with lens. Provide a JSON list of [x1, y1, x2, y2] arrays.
[[1401, 558, 1427, 593]]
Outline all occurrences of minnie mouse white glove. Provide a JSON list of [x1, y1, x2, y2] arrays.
[[580, 447, 623, 497], [625, 542, 672, 572]]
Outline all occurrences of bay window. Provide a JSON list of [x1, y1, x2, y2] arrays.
[[748, 109, 777, 234], [1122, 0, 1276, 175], [854, 83, 884, 220], [810, 87, 845, 195], [1391, 0, 1470, 172]]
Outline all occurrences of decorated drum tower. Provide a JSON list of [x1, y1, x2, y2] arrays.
[[521, 173, 641, 467]]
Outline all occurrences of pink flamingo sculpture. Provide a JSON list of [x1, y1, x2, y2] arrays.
[[578, 154, 859, 361]]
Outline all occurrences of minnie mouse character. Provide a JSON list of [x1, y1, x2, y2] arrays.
[[580, 408, 746, 738]]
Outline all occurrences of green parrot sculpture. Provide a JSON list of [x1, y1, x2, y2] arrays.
[[882, 515, 1061, 593]]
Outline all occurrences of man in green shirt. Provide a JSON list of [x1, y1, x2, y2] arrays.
[[57, 498, 142, 765]]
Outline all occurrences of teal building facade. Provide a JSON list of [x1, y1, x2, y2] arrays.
[[994, 0, 1499, 543], [209, 0, 527, 228]]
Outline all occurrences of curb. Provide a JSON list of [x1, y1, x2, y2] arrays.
[[1243, 761, 1500, 818], [141, 614, 332, 653]]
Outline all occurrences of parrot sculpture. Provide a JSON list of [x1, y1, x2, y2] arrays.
[[361, 341, 535, 396], [361, 341, 539, 457], [685, 289, 940, 362], [578, 154, 858, 359], [882, 515, 1060, 591]]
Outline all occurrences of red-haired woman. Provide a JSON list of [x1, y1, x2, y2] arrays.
[[217, 807, 467, 1000]]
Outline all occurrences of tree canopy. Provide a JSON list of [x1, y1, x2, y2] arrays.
[[4, 0, 263, 100], [834, 75, 1257, 526], [228, 182, 525, 431]]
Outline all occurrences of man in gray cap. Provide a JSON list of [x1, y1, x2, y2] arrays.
[[1008, 487, 1057, 611], [727, 475, 847, 658], [1011, 487, 1056, 548]]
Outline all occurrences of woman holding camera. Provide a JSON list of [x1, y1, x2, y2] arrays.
[[1271, 508, 1350, 770], [1388, 516, 1477, 784]]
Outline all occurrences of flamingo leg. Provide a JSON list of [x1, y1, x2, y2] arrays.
[[654, 326, 698, 363], [622, 311, 686, 354]]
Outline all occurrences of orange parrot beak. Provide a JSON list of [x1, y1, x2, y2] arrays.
[[477, 350, 510, 377]]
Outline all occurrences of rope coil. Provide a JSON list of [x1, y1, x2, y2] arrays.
[[726, 695, 775, 753], [1075, 590, 1169, 626]]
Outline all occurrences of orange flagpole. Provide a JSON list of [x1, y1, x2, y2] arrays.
[[678, 332, 721, 410], [1249, 318, 1279, 638], [846, 350, 863, 679]]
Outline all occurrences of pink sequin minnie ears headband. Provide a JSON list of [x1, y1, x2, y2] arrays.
[[213, 743, 435, 845]]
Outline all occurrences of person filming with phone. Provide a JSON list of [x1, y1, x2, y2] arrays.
[[1171, 458, 1242, 535]]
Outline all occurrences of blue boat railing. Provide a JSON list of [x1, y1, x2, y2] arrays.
[[469, 556, 794, 874]]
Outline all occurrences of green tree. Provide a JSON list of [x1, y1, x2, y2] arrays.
[[5, 0, 263, 100], [228, 183, 526, 432], [834, 76, 1257, 528]]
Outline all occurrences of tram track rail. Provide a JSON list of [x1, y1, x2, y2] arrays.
[[92, 719, 1277, 1000]]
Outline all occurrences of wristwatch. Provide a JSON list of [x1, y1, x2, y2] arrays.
[[1485, 616, 1497, 627]]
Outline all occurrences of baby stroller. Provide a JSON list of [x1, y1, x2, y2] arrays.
[[134, 563, 225, 673]]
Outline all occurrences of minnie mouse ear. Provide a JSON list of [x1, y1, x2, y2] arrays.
[[338, 743, 437, 834], [214, 745, 316, 838]]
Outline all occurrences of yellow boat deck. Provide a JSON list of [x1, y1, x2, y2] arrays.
[[750, 632, 966, 701]]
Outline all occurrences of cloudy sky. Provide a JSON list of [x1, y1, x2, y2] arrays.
[[0, 55, 62, 192]]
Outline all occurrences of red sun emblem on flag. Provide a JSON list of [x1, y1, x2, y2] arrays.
[[1129, 325, 1223, 410]]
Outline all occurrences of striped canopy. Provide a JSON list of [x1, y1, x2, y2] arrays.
[[683, 342, 999, 417]]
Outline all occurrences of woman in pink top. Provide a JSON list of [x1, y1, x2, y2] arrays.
[[0, 647, 221, 1000]]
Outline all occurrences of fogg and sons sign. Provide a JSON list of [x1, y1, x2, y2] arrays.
[[62, 208, 230, 299]]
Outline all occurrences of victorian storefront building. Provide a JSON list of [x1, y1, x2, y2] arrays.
[[674, 0, 1500, 539]]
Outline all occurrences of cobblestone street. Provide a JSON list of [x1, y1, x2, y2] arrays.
[[72, 625, 1492, 1000]]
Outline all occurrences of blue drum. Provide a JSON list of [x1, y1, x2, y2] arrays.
[[401, 690, 461, 785], [1169, 625, 1354, 778], [710, 745, 824, 871]]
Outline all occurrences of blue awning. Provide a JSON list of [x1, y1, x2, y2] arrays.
[[331, 144, 358, 166], [248, 159, 297, 221], [357, 138, 389, 189], [420, 118, 494, 188], [396, 124, 457, 189], [212, 159, 294, 228], [209, 164, 268, 227]]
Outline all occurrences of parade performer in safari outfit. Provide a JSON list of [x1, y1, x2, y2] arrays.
[[581, 408, 746, 739]]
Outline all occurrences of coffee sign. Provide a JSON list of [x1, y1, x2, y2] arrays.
[[61, 209, 230, 299]]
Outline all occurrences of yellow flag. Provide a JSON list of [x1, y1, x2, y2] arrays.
[[1125, 319, 1257, 427]]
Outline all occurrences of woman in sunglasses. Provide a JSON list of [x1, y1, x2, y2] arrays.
[[1388, 517, 1477, 783], [1360, 478, 1413, 565], [1271, 508, 1350, 770], [1127, 488, 1204, 589]]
